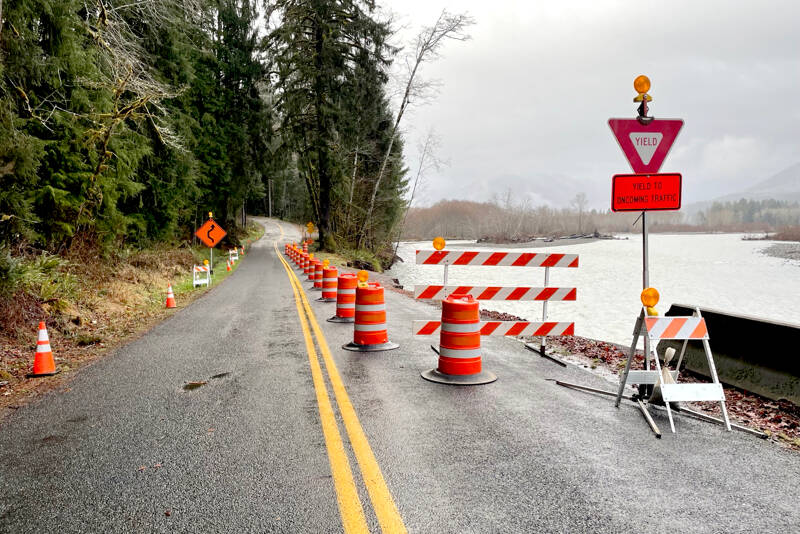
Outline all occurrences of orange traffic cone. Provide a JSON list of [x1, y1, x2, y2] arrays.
[[240, 246, 245, 255], [28, 321, 58, 377], [165, 284, 177, 308], [226, 259, 231, 272]]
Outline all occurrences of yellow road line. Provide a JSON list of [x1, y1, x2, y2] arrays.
[[275, 245, 369, 533], [275, 242, 407, 534]]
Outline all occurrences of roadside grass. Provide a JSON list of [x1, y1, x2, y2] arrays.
[[0, 221, 264, 418]]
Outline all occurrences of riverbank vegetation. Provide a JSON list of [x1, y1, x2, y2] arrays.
[[402, 197, 800, 242]]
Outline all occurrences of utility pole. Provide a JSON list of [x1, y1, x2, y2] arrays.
[[268, 179, 273, 218]]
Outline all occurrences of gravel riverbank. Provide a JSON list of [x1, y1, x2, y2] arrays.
[[761, 242, 800, 262]]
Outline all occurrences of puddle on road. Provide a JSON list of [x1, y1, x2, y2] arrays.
[[182, 372, 230, 391], [182, 381, 207, 391]]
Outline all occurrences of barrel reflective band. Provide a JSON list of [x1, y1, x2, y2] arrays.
[[338, 288, 356, 295], [309, 260, 320, 281], [441, 321, 479, 333], [356, 303, 386, 311], [337, 302, 355, 309], [439, 347, 481, 359], [354, 323, 387, 332]]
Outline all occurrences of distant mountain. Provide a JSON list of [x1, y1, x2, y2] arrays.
[[717, 161, 800, 203], [683, 162, 800, 217]]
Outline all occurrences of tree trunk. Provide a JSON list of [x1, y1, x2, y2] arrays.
[[313, 18, 331, 250]]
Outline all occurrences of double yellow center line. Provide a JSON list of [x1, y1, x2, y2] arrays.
[[273, 238, 406, 534]]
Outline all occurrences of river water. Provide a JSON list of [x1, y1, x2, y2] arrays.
[[388, 234, 800, 346]]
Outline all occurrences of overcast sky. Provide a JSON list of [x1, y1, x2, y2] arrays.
[[382, 0, 800, 209]]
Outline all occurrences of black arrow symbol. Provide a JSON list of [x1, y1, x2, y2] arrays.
[[207, 224, 216, 244]]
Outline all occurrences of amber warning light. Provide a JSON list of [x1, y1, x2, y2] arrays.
[[611, 173, 681, 212]]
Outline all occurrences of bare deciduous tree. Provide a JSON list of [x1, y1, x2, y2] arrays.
[[359, 9, 474, 247]]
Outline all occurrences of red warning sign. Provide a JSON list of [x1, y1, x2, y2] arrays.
[[608, 119, 684, 173], [611, 173, 682, 212]]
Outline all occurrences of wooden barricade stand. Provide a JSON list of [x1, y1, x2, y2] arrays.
[[615, 306, 731, 433]]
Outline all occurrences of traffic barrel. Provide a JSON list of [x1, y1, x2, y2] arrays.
[[302, 253, 310, 274], [317, 267, 338, 302], [308, 259, 320, 282], [312, 262, 323, 290], [328, 273, 357, 323], [421, 294, 496, 385], [302, 243, 308, 254], [342, 282, 399, 352], [28, 321, 59, 377]]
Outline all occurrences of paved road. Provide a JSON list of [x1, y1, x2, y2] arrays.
[[1, 217, 799, 533]]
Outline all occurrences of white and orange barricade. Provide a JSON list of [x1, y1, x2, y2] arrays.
[[328, 273, 357, 323], [312, 262, 323, 290], [420, 295, 496, 385], [228, 248, 239, 263], [342, 282, 398, 352], [414, 246, 579, 364], [318, 267, 338, 302], [193, 265, 210, 287], [615, 307, 730, 433]]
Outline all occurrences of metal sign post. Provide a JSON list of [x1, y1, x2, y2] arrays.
[[609, 75, 685, 396]]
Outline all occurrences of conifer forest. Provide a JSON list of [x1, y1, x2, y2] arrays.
[[0, 0, 461, 262]]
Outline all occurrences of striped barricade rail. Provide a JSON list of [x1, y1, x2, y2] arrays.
[[413, 320, 574, 337], [228, 248, 239, 262], [414, 285, 576, 301], [413, 247, 579, 361], [193, 265, 210, 287], [416, 250, 579, 268]]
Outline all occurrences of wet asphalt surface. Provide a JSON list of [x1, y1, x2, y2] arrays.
[[1, 218, 799, 533]]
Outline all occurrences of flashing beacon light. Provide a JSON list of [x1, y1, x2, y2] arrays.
[[203, 259, 209, 266], [309, 253, 314, 260], [433, 236, 446, 251], [641, 287, 660, 316], [208, 211, 213, 218], [633, 75, 652, 103], [357, 270, 369, 287], [323, 259, 330, 268]]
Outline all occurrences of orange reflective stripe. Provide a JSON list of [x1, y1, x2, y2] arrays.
[[689, 320, 708, 339], [660, 318, 687, 339]]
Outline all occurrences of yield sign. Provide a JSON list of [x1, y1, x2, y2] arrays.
[[195, 218, 227, 248], [608, 118, 684, 173]]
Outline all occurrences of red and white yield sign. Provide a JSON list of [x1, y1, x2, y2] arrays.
[[612, 173, 682, 212], [608, 118, 683, 173]]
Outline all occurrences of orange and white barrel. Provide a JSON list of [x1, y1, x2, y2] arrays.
[[328, 273, 357, 323], [308, 259, 320, 282], [303, 254, 311, 275], [422, 294, 496, 385], [302, 243, 308, 254], [313, 262, 323, 290], [343, 283, 398, 352], [318, 267, 338, 302]]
